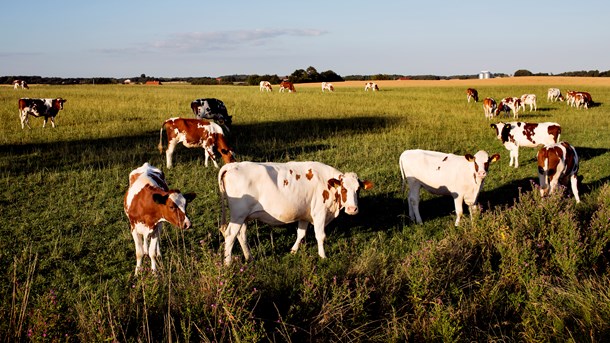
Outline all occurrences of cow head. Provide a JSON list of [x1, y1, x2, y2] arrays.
[[465, 151, 500, 183], [53, 98, 66, 111], [537, 145, 564, 197], [327, 172, 373, 215], [152, 191, 196, 229], [490, 122, 508, 141]]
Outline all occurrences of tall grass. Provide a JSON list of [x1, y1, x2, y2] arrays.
[[1, 81, 609, 341]]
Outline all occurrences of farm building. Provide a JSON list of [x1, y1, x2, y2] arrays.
[[479, 71, 492, 79], [145, 80, 162, 85]]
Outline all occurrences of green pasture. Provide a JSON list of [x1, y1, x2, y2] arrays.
[[1, 83, 609, 342]]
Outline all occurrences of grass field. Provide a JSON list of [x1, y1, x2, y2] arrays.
[[1, 77, 609, 342]]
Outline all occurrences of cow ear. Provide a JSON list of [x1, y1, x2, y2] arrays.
[[465, 154, 475, 162], [490, 123, 496, 129], [360, 180, 374, 190], [490, 154, 501, 162], [327, 178, 341, 189], [152, 193, 169, 205], [183, 192, 197, 202]]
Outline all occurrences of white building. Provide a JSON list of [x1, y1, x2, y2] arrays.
[[479, 71, 492, 79]]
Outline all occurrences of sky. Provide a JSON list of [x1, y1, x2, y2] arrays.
[[1, 0, 609, 78]]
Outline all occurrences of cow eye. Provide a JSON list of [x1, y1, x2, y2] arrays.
[[538, 166, 544, 174]]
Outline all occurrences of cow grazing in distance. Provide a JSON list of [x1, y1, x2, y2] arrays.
[[364, 82, 379, 91], [490, 121, 561, 168], [158, 118, 235, 169], [537, 142, 580, 203], [218, 161, 373, 265], [18, 97, 66, 129], [279, 80, 296, 92], [321, 82, 334, 92], [483, 97, 497, 119], [13, 80, 29, 89], [124, 163, 196, 274], [259, 81, 272, 92], [466, 88, 479, 103], [547, 88, 564, 102], [495, 97, 521, 118], [566, 91, 592, 109], [520, 94, 537, 111], [399, 149, 500, 226]]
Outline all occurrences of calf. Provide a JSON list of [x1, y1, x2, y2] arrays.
[[158, 118, 235, 169], [18, 97, 66, 129], [466, 88, 479, 103], [483, 97, 497, 119], [279, 80, 296, 92], [13, 80, 29, 90], [495, 97, 521, 118], [218, 161, 373, 265], [520, 94, 537, 111], [399, 149, 500, 226], [537, 142, 580, 203], [321, 82, 334, 92], [364, 82, 379, 91], [124, 163, 196, 274], [259, 81, 272, 92], [490, 121, 561, 168], [547, 88, 564, 102]]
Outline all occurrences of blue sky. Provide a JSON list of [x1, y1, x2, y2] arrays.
[[1, 0, 608, 78]]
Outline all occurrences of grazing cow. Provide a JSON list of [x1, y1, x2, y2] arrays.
[[537, 142, 580, 203], [321, 82, 334, 92], [520, 94, 537, 111], [158, 118, 235, 169], [124, 163, 196, 274], [190, 98, 232, 128], [13, 80, 29, 90], [547, 88, 564, 102], [259, 81, 272, 92], [495, 97, 521, 118], [483, 97, 497, 119], [399, 149, 500, 226], [566, 91, 592, 109], [279, 80, 296, 92], [18, 97, 66, 129], [490, 121, 561, 168], [218, 161, 373, 265], [364, 82, 379, 91], [466, 88, 479, 103]]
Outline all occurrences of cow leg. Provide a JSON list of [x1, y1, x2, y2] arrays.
[[148, 225, 162, 273], [131, 229, 144, 275], [453, 195, 465, 226], [236, 223, 251, 261], [203, 145, 219, 168], [570, 175, 581, 203], [42, 117, 48, 128], [165, 139, 178, 169], [312, 218, 327, 259], [50, 117, 56, 128], [510, 148, 519, 168], [20, 112, 30, 129], [223, 222, 241, 265], [291, 220, 309, 254], [407, 179, 422, 224]]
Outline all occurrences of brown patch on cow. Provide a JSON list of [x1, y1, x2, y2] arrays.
[[289, 169, 293, 174], [341, 187, 347, 204], [322, 190, 330, 202], [283, 179, 289, 186], [306, 169, 314, 180], [522, 123, 538, 143], [548, 125, 561, 142], [296, 174, 301, 180], [442, 156, 448, 162]]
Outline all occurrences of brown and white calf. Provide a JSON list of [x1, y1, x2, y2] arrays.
[[124, 163, 196, 274], [490, 121, 561, 168], [537, 142, 580, 203], [483, 97, 497, 119], [18, 97, 66, 129], [520, 94, 537, 111], [259, 81, 272, 92], [566, 91, 592, 108], [158, 118, 235, 169], [218, 161, 373, 265], [399, 149, 500, 226], [279, 80, 296, 92], [495, 97, 521, 118], [364, 82, 379, 91], [466, 88, 479, 103], [321, 82, 334, 92], [13, 80, 29, 90], [547, 88, 564, 102]]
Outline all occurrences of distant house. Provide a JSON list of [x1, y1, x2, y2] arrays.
[[123, 79, 131, 84], [145, 80, 162, 85], [479, 71, 492, 79]]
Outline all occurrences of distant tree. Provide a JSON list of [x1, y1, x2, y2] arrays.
[[319, 70, 343, 82], [514, 69, 533, 77]]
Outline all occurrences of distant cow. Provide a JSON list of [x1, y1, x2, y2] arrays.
[[483, 97, 497, 119], [520, 94, 537, 111], [466, 88, 479, 103], [399, 149, 500, 226], [495, 97, 521, 118], [13, 80, 29, 90], [566, 91, 592, 109], [218, 161, 373, 265], [547, 88, 564, 102], [490, 121, 561, 168], [259, 81, 272, 92], [364, 82, 379, 91], [124, 163, 196, 274], [158, 118, 235, 169], [18, 97, 66, 129], [537, 141, 580, 203], [190, 98, 232, 128], [321, 82, 334, 92], [279, 80, 296, 92]]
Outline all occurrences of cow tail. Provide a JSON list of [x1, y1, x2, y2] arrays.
[[158, 122, 165, 154], [218, 168, 228, 235], [399, 156, 406, 193]]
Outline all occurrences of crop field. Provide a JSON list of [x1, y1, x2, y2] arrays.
[[1, 77, 610, 342]]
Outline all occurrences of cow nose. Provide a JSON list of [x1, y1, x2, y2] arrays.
[[345, 206, 359, 215], [183, 219, 192, 230]]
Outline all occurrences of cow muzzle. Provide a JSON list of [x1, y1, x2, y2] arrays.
[[345, 206, 359, 215], [182, 218, 192, 230]]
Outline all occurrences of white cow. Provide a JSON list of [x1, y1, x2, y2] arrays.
[[399, 149, 500, 226], [364, 82, 379, 91], [547, 88, 564, 102], [259, 81, 272, 92], [520, 94, 537, 111], [537, 142, 580, 203], [321, 82, 334, 92], [218, 161, 373, 265], [490, 121, 561, 168]]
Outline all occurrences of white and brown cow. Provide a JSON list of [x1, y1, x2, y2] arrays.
[[321, 82, 334, 92], [547, 88, 564, 102], [124, 163, 196, 274], [483, 97, 497, 119], [279, 80, 296, 93], [18, 97, 66, 129], [259, 81, 272, 92], [13, 80, 29, 90], [490, 121, 561, 168], [537, 142, 580, 203], [218, 161, 373, 265], [158, 118, 235, 169], [495, 97, 521, 118], [466, 88, 479, 103], [565, 91, 592, 108], [399, 149, 500, 226], [364, 82, 379, 91], [520, 94, 537, 111]]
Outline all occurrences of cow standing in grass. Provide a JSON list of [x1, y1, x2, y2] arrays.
[[490, 121, 561, 168], [18, 97, 66, 129], [466, 88, 479, 103], [537, 142, 580, 203]]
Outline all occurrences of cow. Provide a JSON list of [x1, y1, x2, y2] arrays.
[[399, 149, 500, 226], [566, 91, 592, 109], [13, 80, 29, 90], [321, 82, 334, 92], [495, 97, 521, 118], [189, 98, 232, 129], [158, 118, 235, 169], [124, 163, 196, 274], [490, 121, 561, 168], [483, 97, 497, 119], [364, 82, 379, 91], [537, 142, 580, 203], [18, 97, 66, 129], [520, 94, 537, 111], [279, 80, 296, 93], [218, 161, 373, 265], [466, 88, 479, 103], [259, 81, 272, 92], [547, 88, 564, 102]]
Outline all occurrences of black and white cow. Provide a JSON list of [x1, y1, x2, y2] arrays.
[[18, 98, 66, 129]]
